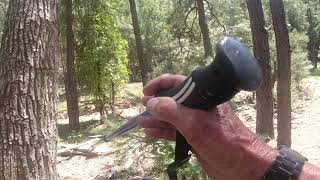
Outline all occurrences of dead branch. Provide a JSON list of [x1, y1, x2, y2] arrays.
[[58, 147, 116, 158], [203, 0, 228, 35], [58, 148, 99, 158], [184, 6, 197, 28]]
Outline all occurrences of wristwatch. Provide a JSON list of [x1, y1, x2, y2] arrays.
[[263, 145, 308, 180]]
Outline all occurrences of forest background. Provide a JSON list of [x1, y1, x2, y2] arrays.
[[0, 0, 320, 179]]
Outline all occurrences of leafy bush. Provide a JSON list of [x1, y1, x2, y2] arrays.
[[290, 30, 311, 100], [311, 68, 320, 76]]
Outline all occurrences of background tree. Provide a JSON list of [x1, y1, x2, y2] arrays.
[[74, 0, 128, 121], [270, 0, 292, 146], [306, 6, 320, 69], [65, 0, 80, 131], [196, 0, 213, 60], [129, 0, 148, 86], [0, 0, 59, 179], [246, 0, 274, 138]]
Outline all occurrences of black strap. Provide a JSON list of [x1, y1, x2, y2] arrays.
[[167, 131, 192, 180]]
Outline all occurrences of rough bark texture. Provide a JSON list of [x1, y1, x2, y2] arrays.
[[129, 0, 148, 86], [246, 0, 274, 138], [0, 0, 59, 179], [270, 0, 292, 147], [65, 0, 80, 131], [196, 0, 213, 59]]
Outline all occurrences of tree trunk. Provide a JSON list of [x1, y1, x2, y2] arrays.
[[306, 8, 320, 70], [246, 0, 274, 138], [129, 0, 148, 86], [96, 61, 106, 122], [65, 0, 80, 131], [270, 0, 292, 147], [98, 95, 107, 123], [111, 81, 115, 116], [0, 0, 59, 179], [196, 0, 213, 60]]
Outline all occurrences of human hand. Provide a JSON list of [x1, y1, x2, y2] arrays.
[[137, 74, 277, 180], [137, 74, 185, 141]]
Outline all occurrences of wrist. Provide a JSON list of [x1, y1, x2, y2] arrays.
[[234, 136, 277, 180], [263, 146, 308, 180], [298, 163, 320, 180]]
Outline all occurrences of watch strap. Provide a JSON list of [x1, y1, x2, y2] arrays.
[[263, 146, 307, 180]]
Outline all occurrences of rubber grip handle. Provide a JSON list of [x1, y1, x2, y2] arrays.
[[156, 36, 261, 111]]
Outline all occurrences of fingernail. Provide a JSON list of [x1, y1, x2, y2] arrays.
[[147, 98, 159, 113]]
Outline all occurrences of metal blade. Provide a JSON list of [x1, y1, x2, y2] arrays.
[[104, 111, 151, 142]]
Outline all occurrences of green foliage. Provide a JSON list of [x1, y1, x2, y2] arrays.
[[305, 2, 320, 69], [290, 30, 311, 100], [146, 140, 208, 179], [311, 68, 320, 76], [285, 0, 308, 32], [74, 0, 129, 107]]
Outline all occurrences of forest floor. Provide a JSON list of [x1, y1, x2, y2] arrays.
[[56, 76, 320, 180]]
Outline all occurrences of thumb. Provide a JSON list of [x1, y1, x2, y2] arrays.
[[146, 97, 208, 141]]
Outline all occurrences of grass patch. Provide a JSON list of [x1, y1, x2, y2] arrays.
[[310, 68, 320, 76], [58, 116, 123, 143], [118, 82, 143, 105]]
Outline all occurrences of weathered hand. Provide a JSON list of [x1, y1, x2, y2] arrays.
[[137, 74, 277, 180], [137, 74, 185, 141]]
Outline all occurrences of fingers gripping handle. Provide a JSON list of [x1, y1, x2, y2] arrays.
[[155, 36, 262, 180]]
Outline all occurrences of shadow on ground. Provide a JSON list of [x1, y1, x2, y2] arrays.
[[57, 118, 122, 143]]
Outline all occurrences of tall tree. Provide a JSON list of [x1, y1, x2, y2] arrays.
[[74, 0, 128, 121], [306, 8, 320, 69], [0, 0, 59, 179], [129, 0, 148, 86], [270, 0, 292, 146], [196, 0, 213, 59], [246, 0, 274, 138], [65, 0, 80, 131]]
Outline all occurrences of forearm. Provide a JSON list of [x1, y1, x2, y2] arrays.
[[241, 139, 277, 180], [228, 134, 277, 180], [299, 163, 320, 180]]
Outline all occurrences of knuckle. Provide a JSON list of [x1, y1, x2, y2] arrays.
[[160, 73, 171, 78], [155, 99, 175, 115]]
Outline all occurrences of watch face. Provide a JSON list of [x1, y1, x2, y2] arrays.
[[263, 146, 306, 180]]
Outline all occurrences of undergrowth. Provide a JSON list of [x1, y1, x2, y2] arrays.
[[311, 68, 320, 76]]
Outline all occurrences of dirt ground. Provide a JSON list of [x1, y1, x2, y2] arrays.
[[291, 77, 320, 165], [57, 76, 320, 179]]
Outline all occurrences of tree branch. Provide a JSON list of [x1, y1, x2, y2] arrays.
[[203, 0, 228, 35], [184, 6, 196, 28], [186, 7, 198, 38]]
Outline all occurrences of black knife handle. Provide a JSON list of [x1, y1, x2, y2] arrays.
[[156, 36, 262, 111]]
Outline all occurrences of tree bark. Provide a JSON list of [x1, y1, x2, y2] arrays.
[[129, 0, 148, 86], [65, 0, 80, 131], [196, 0, 213, 60], [246, 0, 274, 138], [96, 61, 106, 122], [0, 0, 59, 179], [270, 0, 292, 147]]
